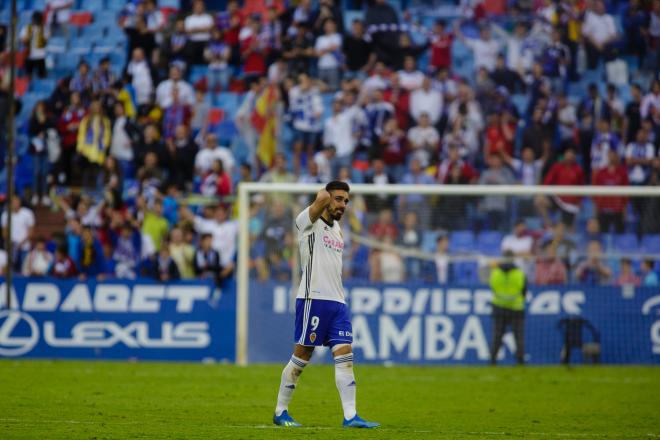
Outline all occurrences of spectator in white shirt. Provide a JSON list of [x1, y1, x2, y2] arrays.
[[110, 102, 134, 178], [434, 234, 450, 284], [641, 79, 660, 125], [155, 65, 195, 109], [433, 67, 458, 102], [194, 133, 235, 176], [458, 24, 502, 72], [289, 73, 323, 174], [410, 76, 443, 126], [625, 128, 656, 185], [362, 61, 390, 94], [314, 146, 336, 183], [20, 11, 49, 78], [323, 98, 356, 168], [187, 204, 237, 278], [1, 198, 35, 252], [581, 0, 619, 69], [397, 56, 425, 91], [185, 0, 214, 65], [144, 0, 166, 45], [492, 21, 535, 75], [501, 220, 534, 275], [407, 113, 440, 168], [314, 19, 343, 90], [127, 48, 153, 105], [22, 237, 53, 277], [45, 0, 72, 35]]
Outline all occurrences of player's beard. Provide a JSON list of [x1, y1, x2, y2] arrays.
[[328, 205, 344, 221]]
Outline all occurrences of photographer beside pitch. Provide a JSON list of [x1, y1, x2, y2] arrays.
[[489, 250, 527, 365], [272, 181, 380, 429]]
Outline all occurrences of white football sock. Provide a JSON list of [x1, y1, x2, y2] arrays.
[[275, 355, 308, 416], [334, 353, 357, 420]]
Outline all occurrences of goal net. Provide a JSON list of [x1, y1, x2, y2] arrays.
[[236, 183, 660, 366]]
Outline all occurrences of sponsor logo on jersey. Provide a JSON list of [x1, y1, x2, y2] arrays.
[[322, 235, 344, 253]]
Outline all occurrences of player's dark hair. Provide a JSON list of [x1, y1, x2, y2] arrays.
[[326, 181, 350, 193]]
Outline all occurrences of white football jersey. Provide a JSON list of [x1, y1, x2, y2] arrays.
[[295, 207, 345, 303]]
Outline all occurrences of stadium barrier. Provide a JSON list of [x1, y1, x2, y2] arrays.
[[1, 276, 658, 365], [248, 281, 660, 365], [0, 277, 236, 361]]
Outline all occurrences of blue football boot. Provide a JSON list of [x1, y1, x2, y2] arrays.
[[273, 410, 302, 427], [343, 414, 380, 428]]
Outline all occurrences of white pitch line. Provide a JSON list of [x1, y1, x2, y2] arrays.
[[0, 419, 657, 438]]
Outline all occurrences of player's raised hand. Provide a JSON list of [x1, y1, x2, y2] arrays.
[[309, 188, 332, 223], [315, 188, 331, 204]]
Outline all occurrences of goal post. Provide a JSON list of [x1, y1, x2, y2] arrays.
[[236, 183, 660, 366]]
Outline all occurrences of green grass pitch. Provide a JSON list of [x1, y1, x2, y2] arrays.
[[0, 360, 658, 439]]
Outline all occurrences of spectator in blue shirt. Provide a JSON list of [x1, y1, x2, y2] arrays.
[[78, 226, 106, 279], [641, 259, 659, 286], [574, 240, 612, 285]]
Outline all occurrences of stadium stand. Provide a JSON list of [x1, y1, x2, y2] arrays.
[[0, 0, 658, 287]]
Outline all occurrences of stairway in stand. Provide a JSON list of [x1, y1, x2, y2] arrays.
[[32, 205, 67, 240]]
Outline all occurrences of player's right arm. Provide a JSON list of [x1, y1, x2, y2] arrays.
[[295, 188, 331, 231]]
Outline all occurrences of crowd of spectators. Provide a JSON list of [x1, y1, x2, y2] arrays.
[[0, 0, 659, 286]]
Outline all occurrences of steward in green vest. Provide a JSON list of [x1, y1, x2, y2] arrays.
[[489, 250, 526, 365]]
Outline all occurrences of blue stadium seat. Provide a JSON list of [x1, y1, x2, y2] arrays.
[[19, 92, 41, 119], [511, 94, 528, 116], [612, 233, 639, 254], [477, 231, 503, 256], [421, 231, 440, 253], [70, 39, 93, 55], [215, 92, 240, 119], [189, 65, 209, 84], [19, 10, 33, 26], [95, 10, 117, 27], [108, 50, 127, 67], [31, 78, 56, 94], [159, 0, 181, 7], [46, 36, 68, 54], [56, 53, 81, 73], [449, 230, 475, 252], [343, 10, 365, 31], [640, 235, 660, 254], [77, 0, 103, 11], [216, 120, 238, 144], [80, 24, 105, 40], [106, 0, 126, 12], [93, 33, 125, 54], [451, 262, 479, 284]]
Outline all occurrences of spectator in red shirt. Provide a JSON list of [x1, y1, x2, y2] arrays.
[[368, 208, 398, 241], [429, 20, 453, 72], [200, 159, 232, 197], [382, 74, 410, 131], [240, 15, 267, 81], [436, 143, 479, 184], [616, 257, 641, 287], [534, 242, 568, 285], [377, 118, 407, 173], [57, 91, 86, 184], [592, 149, 629, 233], [484, 112, 515, 161], [49, 244, 78, 278], [536, 147, 585, 228]]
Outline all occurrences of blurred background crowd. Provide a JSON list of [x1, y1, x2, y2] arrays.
[[0, 0, 658, 287]]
